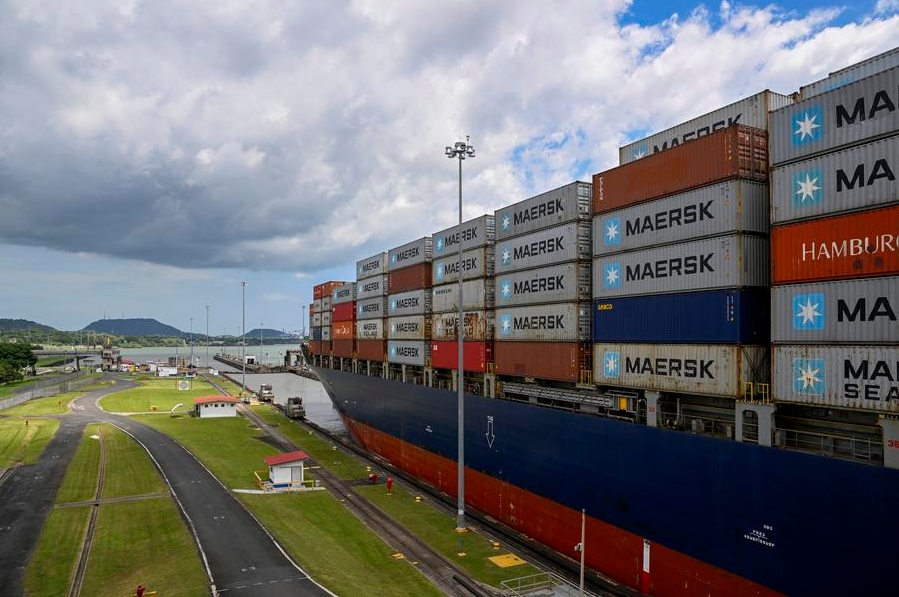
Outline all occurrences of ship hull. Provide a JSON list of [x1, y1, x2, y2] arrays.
[[315, 366, 899, 597]]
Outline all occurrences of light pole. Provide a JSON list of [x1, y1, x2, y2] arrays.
[[445, 135, 475, 532], [240, 280, 248, 394], [259, 323, 263, 364], [189, 317, 194, 370], [205, 304, 210, 370]]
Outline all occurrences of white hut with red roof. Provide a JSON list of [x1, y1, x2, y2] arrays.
[[193, 395, 239, 418]]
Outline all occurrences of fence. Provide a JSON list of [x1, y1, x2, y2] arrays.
[[0, 372, 92, 411]]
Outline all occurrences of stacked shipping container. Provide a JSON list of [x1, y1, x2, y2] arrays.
[[330, 282, 356, 358], [768, 65, 899, 411], [311, 281, 344, 356], [387, 238, 433, 366], [355, 252, 389, 361]]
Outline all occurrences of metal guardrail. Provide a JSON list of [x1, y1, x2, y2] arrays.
[[774, 427, 883, 464], [0, 371, 90, 411], [501, 572, 593, 596]]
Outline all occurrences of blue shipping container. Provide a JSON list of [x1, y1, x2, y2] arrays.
[[312, 326, 322, 341], [592, 288, 770, 344]]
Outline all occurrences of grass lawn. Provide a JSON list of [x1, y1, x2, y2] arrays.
[[56, 424, 102, 504], [102, 425, 168, 499], [0, 417, 59, 467], [99, 376, 222, 413], [22, 507, 90, 597]]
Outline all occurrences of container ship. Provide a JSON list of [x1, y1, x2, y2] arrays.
[[307, 47, 899, 597]]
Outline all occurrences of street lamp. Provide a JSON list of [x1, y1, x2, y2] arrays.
[[189, 317, 194, 369], [445, 135, 475, 532], [240, 280, 248, 394], [205, 304, 210, 370]]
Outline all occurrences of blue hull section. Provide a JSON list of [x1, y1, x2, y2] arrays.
[[316, 366, 899, 597]]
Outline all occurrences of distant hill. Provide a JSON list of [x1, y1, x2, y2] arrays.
[[0, 318, 56, 332], [83, 318, 183, 336], [244, 328, 293, 340]]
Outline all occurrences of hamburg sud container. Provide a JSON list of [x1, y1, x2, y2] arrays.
[[772, 345, 899, 411], [595, 126, 769, 214], [332, 283, 356, 305], [356, 296, 387, 320], [431, 340, 492, 372], [311, 312, 322, 327], [388, 289, 432, 316], [431, 215, 495, 257], [770, 134, 899, 224], [388, 315, 430, 340], [431, 311, 492, 341], [495, 221, 591, 274], [770, 276, 899, 344], [769, 66, 899, 166], [593, 179, 769, 257], [356, 252, 388, 280], [388, 340, 430, 366], [800, 46, 899, 99], [432, 279, 494, 313], [593, 235, 770, 298], [494, 341, 589, 383], [619, 90, 793, 165], [432, 247, 494, 285], [592, 288, 770, 344], [494, 181, 592, 241], [357, 319, 384, 339], [321, 311, 332, 326], [496, 261, 591, 307], [495, 302, 591, 342], [594, 344, 769, 396], [771, 203, 899, 283], [356, 275, 387, 300]]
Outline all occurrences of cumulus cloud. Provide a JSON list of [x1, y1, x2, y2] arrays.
[[1, 0, 897, 279]]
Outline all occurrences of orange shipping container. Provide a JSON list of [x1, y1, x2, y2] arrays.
[[314, 281, 345, 300], [331, 339, 355, 358], [771, 204, 899, 284], [388, 263, 433, 294], [309, 340, 322, 355], [593, 125, 768, 215], [331, 321, 355, 340], [494, 341, 589, 383], [356, 339, 386, 361]]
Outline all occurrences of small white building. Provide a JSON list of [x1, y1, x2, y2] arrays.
[[157, 366, 179, 378], [264, 450, 310, 489], [194, 395, 239, 418]]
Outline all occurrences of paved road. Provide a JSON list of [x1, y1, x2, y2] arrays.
[[0, 379, 337, 597]]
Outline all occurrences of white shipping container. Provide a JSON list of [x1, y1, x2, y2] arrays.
[[322, 311, 332, 326], [432, 279, 494, 313], [432, 214, 495, 256], [311, 312, 322, 327], [594, 344, 769, 397], [495, 302, 591, 342], [321, 326, 331, 341], [388, 315, 430, 340], [619, 90, 794, 165], [496, 262, 591, 306], [356, 252, 389, 280], [801, 47, 899, 99], [593, 180, 769, 256], [388, 340, 430, 366], [332, 283, 356, 304], [771, 277, 899, 344], [357, 296, 388, 320], [495, 182, 592, 240], [321, 295, 332, 312], [356, 318, 385, 340], [496, 221, 591, 274], [313, 299, 322, 313], [388, 289, 432, 316], [432, 247, 494, 284], [356, 274, 388, 300], [431, 311, 493, 341], [770, 66, 899, 166], [593, 235, 769, 298], [770, 134, 899, 224], [772, 345, 899, 412], [389, 237, 433, 270]]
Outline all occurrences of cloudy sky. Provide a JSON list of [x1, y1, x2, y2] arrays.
[[1, 0, 897, 335]]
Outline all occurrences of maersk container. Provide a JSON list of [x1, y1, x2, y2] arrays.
[[356, 252, 388, 280], [771, 277, 899, 344], [356, 339, 386, 361], [495, 181, 592, 240], [312, 326, 322, 341], [770, 66, 899, 166], [430, 340, 493, 373], [388, 315, 430, 340], [594, 344, 769, 397], [357, 296, 388, 320], [332, 301, 355, 322], [495, 302, 591, 342], [432, 247, 494, 284], [431, 310, 493, 341], [770, 134, 899, 224], [331, 339, 355, 358], [387, 340, 430, 366], [593, 179, 769, 257], [313, 299, 322, 313], [592, 288, 770, 344], [356, 318, 384, 340], [593, 235, 770, 298], [311, 312, 322, 327], [388, 237, 433, 270], [619, 90, 793, 165], [331, 321, 355, 340], [321, 326, 331, 341], [771, 203, 899, 284], [494, 341, 588, 383], [321, 311, 332, 326], [432, 279, 494, 313], [800, 46, 899, 99], [388, 289, 432, 316], [321, 295, 332, 312], [332, 283, 356, 304], [496, 261, 591, 306], [432, 214, 495, 256], [772, 345, 899, 412], [388, 263, 433, 293], [495, 221, 591, 274], [356, 274, 388, 300]]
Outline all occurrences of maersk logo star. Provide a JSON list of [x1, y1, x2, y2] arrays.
[[603, 351, 620, 378], [501, 246, 512, 265], [390, 345, 396, 358], [792, 293, 825, 330], [435, 264, 444, 281], [436, 237, 444, 253], [500, 280, 512, 299], [500, 314, 512, 335], [792, 106, 824, 146], [390, 300, 396, 311], [604, 263, 621, 289], [793, 358, 825, 395], [391, 254, 397, 264], [632, 145, 647, 160], [501, 214, 511, 230], [792, 169, 823, 207], [604, 218, 621, 246]]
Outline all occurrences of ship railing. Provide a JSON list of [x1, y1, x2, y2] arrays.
[[774, 427, 883, 464], [662, 412, 736, 440], [500, 571, 593, 596]]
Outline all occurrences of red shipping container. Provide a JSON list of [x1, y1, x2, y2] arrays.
[[388, 263, 432, 294], [356, 339, 386, 361], [331, 321, 355, 339], [309, 340, 321, 355], [314, 281, 345, 299], [430, 341, 493, 373], [331, 339, 355, 358], [494, 341, 589, 383], [332, 302, 356, 321], [593, 125, 768, 214], [772, 204, 899, 284]]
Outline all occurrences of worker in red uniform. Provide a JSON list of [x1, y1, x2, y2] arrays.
[[386, 477, 393, 495], [136, 585, 145, 597]]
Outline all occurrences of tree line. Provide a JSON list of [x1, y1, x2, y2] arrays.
[[0, 344, 38, 384]]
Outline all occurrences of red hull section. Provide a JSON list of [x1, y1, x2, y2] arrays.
[[430, 340, 493, 372], [343, 416, 785, 597]]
